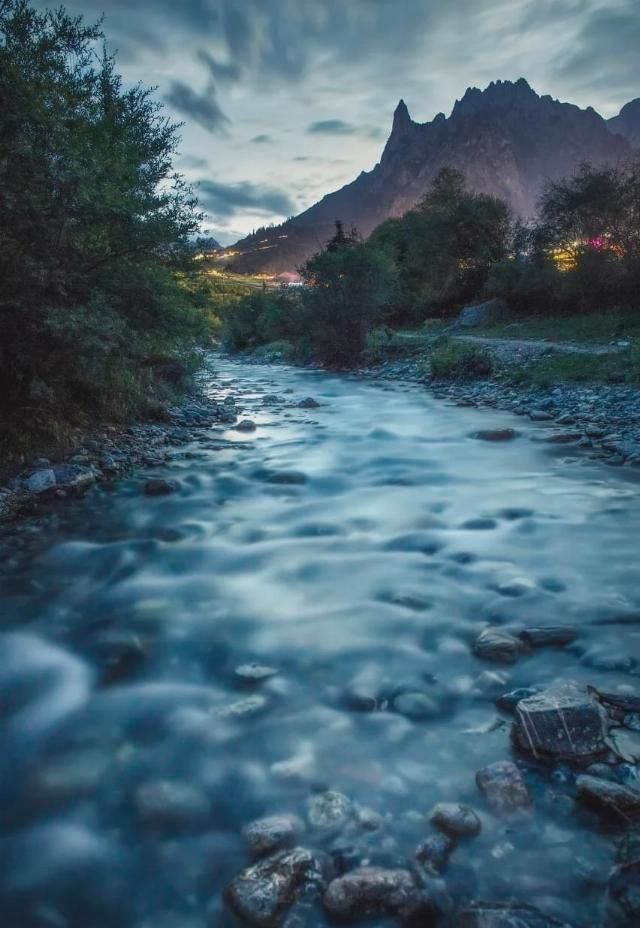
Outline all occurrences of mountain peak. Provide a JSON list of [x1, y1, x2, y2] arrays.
[[453, 78, 539, 118], [392, 99, 412, 132]]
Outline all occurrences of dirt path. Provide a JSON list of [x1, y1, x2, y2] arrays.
[[452, 333, 622, 363]]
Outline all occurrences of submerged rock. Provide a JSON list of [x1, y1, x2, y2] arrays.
[[430, 802, 481, 838], [144, 478, 176, 496], [297, 397, 320, 409], [225, 847, 323, 927], [475, 761, 532, 814], [455, 902, 573, 926], [518, 627, 578, 648], [607, 859, 640, 925], [135, 780, 210, 830], [416, 832, 455, 875], [307, 791, 353, 835], [473, 628, 524, 665], [473, 429, 518, 442], [243, 815, 304, 857], [323, 867, 429, 922], [513, 682, 607, 760], [236, 419, 257, 432], [575, 775, 640, 821]]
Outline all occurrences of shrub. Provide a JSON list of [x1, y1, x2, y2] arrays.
[[219, 290, 299, 352], [428, 340, 494, 380]]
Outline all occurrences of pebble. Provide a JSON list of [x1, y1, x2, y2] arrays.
[[323, 867, 428, 922], [307, 791, 353, 834], [473, 627, 524, 664], [575, 774, 640, 820], [243, 815, 304, 857], [415, 833, 455, 875], [225, 847, 323, 927]]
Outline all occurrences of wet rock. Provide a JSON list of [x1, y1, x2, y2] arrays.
[[135, 780, 211, 830], [307, 791, 353, 835], [496, 687, 541, 713], [225, 847, 323, 927], [473, 628, 524, 665], [607, 728, 640, 763], [455, 902, 572, 926], [518, 627, 578, 648], [607, 860, 640, 925], [529, 410, 554, 421], [475, 761, 532, 814], [430, 802, 481, 838], [576, 775, 640, 821], [585, 763, 617, 782], [243, 815, 305, 857], [462, 517, 498, 531], [542, 431, 582, 444], [25, 469, 56, 494], [393, 691, 440, 720], [235, 663, 278, 684], [297, 397, 320, 409], [513, 682, 607, 760], [53, 464, 97, 492], [592, 688, 640, 714], [144, 478, 176, 496], [416, 833, 455, 875], [323, 867, 429, 922], [473, 429, 517, 442], [236, 420, 257, 432]]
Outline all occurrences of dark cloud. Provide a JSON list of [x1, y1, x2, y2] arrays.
[[198, 49, 243, 85], [307, 120, 384, 139], [197, 179, 296, 219], [251, 134, 273, 144], [164, 81, 230, 134]]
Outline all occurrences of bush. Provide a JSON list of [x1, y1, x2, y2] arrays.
[[428, 340, 494, 380], [219, 290, 300, 352]]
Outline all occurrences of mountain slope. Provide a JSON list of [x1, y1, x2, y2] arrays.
[[227, 79, 637, 276], [608, 98, 640, 146]]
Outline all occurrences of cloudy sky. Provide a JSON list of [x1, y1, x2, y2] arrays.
[[52, 0, 639, 244]]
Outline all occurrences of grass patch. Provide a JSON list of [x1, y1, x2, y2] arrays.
[[477, 308, 640, 344], [427, 339, 494, 381], [509, 344, 640, 387]]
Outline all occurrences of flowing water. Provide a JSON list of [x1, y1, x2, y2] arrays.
[[1, 358, 640, 927]]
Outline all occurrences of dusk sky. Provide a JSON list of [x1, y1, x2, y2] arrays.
[[52, 1, 640, 245]]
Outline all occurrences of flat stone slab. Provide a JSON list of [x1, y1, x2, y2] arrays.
[[513, 682, 607, 760]]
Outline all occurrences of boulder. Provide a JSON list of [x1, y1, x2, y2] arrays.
[[225, 847, 323, 927], [475, 761, 532, 814], [243, 815, 304, 857], [430, 802, 481, 838], [456, 299, 506, 328], [513, 682, 607, 759], [575, 775, 640, 821], [323, 867, 428, 922], [236, 420, 257, 432], [473, 628, 524, 665]]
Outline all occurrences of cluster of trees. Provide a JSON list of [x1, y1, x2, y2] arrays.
[[0, 1, 209, 460], [223, 162, 640, 368]]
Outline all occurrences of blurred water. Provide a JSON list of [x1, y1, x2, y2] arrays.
[[1, 357, 639, 927]]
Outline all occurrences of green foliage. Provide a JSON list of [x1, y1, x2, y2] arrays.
[[0, 0, 208, 457], [371, 168, 510, 323], [508, 350, 639, 388], [219, 290, 301, 352], [428, 339, 494, 381], [299, 240, 398, 367]]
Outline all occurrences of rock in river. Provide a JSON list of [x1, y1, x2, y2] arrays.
[[323, 867, 429, 922], [144, 478, 176, 496], [455, 902, 574, 927], [475, 761, 532, 814], [473, 428, 518, 442], [513, 682, 607, 760], [416, 832, 455, 875], [607, 859, 640, 925], [307, 791, 353, 835], [575, 775, 640, 821], [225, 847, 324, 927], [243, 815, 305, 857], [473, 627, 524, 664], [430, 802, 481, 838]]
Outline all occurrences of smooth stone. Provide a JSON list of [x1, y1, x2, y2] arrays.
[[576, 775, 640, 820], [243, 815, 304, 857], [473, 429, 517, 442], [415, 833, 455, 875], [529, 410, 554, 421], [225, 847, 322, 927], [430, 802, 481, 838], [542, 431, 582, 444], [473, 628, 523, 665], [307, 791, 353, 834], [25, 469, 56, 494], [513, 682, 607, 759], [519, 627, 578, 648], [475, 761, 532, 814], [297, 397, 320, 408], [144, 478, 176, 496], [236, 420, 257, 432], [323, 867, 428, 922]]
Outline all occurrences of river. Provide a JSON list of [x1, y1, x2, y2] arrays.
[[1, 357, 639, 927]]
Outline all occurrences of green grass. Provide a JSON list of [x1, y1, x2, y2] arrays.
[[476, 308, 640, 344], [509, 345, 640, 387], [426, 339, 494, 381]]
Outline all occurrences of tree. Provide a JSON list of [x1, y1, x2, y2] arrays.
[[0, 0, 205, 457]]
